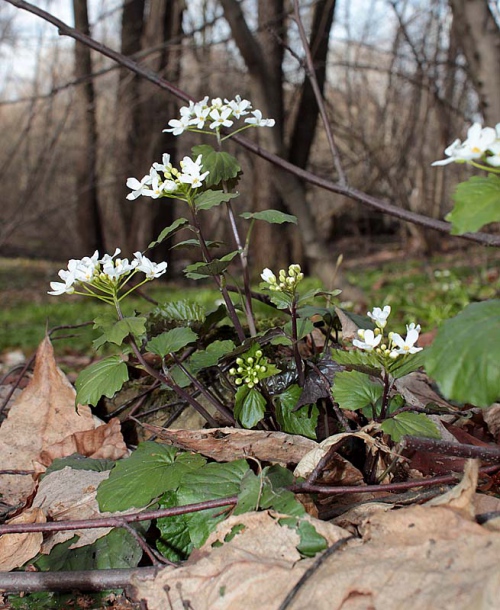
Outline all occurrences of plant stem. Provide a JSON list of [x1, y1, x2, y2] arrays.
[[189, 205, 246, 342], [171, 353, 236, 424], [378, 370, 392, 420], [291, 299, 305, 386]]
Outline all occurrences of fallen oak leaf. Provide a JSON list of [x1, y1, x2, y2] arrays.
[[35, 418, 127, 469], [138, 424, 318, 466], [0, 508, 45, 571], [0, 336, 95, 506]]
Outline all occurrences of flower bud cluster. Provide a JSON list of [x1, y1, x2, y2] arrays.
[[126, 153, 209, 201], [163, 95, 275, 137], [261, 264, 304, 293], [353, 306, 423, 359], [229, 350, 269, 389], [48, 249, 167, 297]]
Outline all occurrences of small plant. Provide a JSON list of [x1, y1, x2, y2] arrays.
[[46, 102, 499, 567]]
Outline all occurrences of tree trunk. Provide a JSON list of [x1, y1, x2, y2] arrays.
[[448, 0, 500, 125], [72, 0, 104, 254]]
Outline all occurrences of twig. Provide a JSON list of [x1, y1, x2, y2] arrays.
[[401, 436, 500, 462], [278, 536, 354, 610], [294, 463, 500, 495], [0, 496, 238, 535], [0, 567, 159, 593], [4, 0, 500, 247]]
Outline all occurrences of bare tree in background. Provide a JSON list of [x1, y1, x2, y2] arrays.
[[110, 0, 184, 258], [449, 0, 500, 125], [72, 0, 104, 253]]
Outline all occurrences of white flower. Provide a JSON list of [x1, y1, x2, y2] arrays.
[[244, 109, 275, 127], [163, 114, 191, 136], [126, 173, 154, 200], [178, 155, 209, 188], [486, 129, 500, 166], [353, 329, 382, 352], [211, 97, 224, 109], [133, 252, 168, 279], [225, 95, 251, 118], [261, 268, 277, 284], [152, 153, 172, 173], [189, 106, 210, 129], [389, 328, 423, 357], [102, 257, 135, 281], [432, 123, 497, 166], [48, 269, 76, 295], [367, 305, 391, 329], [209, 107, 233, 130], [73, 251, 100, 282], [406, 322, 421, 334], [179, 101, 195, 118]]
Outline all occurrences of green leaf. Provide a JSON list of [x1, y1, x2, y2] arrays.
[[192, 144, 241, 188], [195, 190, 239, 211], [158, 300, 206, 323], [44, 457, 115, 478], [266, 291, 294, 310], [278, 517, 327, 557], [447, 174, 500, 234], [148, 217, 190, 249], [234, 387, 266, 428], [240, 210, 297, 224], [156, 490, 192, 562], [35, 529, 142, 571], [425, 300, 500, 407], [75, 356, 128, 407], [259, 465, 304, 516], [171, 238, 222, 250], [189, 340, 235, 373], [184, 251, 239, 279], [97, 442, 206, 511], [275, 384, 319, 439], [147, 327, 198, 357], [283, 319, 315, 341], [103, 316, 147, 346], [333, 370, 383, 411], [381, 412, 440, 442], [387, 350, 426, 379], [331, 348, 382, 373], [157, 460, 249, 559]]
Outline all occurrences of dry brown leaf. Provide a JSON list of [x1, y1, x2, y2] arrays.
[[131, 511, 349, 610], [142, 425, 318, 466], [426, 458, 478, 520], [132, 501, 500, 609], [0, 508, 45, 571], [294, 426, 394, 479], [32, 467, 136, 552], [484, 403, 500, 442], [0, 337, 95, 506], [334, 306, 359, 341], [394, 371, 456, 411], [36, 418, 127, 468]]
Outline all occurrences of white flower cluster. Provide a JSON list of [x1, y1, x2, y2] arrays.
[[353, 305, 423, 358], [432, 123, 500, 167], [261, 264, 304, 293], [126, 153, 209, 201], [163, 95, 275, 137], [48, 249, 167, 296]]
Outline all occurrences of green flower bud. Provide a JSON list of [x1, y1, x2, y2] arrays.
[[236, 357, 243, 366], [247, 357, 254, 365], [229, 368, 236, 375], [255, 350, 263, 358], [247, 382, 254, 389], [235, 378, 243, 385]]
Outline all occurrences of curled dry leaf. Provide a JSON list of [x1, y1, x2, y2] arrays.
[[425, 458, 478, 520], [0, 507, 45, 571], [141, 425, 318, 466], [0, 337, 94, 506], [36, 418, 127, 468], [294, 426, 394, 479]]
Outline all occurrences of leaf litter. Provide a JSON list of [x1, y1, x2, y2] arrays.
[[1, 337, 500, 609]]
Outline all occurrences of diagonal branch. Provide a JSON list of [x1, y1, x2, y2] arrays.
[[5, 0, 500, 247]]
